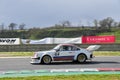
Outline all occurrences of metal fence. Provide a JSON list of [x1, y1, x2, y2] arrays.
[[0, 44, 120, 52]]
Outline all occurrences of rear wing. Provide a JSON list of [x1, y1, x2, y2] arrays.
[[86, 45, 101, 51]]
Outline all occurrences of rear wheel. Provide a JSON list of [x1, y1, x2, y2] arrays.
[[77, 54, 87, 63], [42, 55, 52, 64]]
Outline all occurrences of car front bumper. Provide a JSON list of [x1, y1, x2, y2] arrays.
[[30, 57, 40, 64]]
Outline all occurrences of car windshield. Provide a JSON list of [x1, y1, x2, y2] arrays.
[[53, 45, 60, 50]]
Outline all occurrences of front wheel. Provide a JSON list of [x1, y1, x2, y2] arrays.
[[77, 54, 87, 63], [42, 55, 52, 64]]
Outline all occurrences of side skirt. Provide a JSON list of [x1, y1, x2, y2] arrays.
[[53, 56, 74, 61]]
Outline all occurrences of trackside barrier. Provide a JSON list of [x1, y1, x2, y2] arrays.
[[0, 44, 120, 51]]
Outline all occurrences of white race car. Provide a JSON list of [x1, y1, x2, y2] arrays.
[[31, 44, 100, 64]]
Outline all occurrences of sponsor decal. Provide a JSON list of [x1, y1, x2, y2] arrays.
[[0, 38, 20, 45]]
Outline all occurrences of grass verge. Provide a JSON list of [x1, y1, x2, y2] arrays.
[[0, 52, 34, 57], [0, 74, 120, 80], [94, 51, 120, 56], [0, 51, 120, 57]]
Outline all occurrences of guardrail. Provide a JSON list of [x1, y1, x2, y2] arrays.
[[0, 44, 120, 52]]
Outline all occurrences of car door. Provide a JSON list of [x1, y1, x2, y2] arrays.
[[53, 45, 75, 61]]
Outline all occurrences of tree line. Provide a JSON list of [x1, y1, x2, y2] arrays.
[[0, 23, 26, 31], [0, 17, 120, 31], [0, 17, 120, 39], [54, 17, 120, 31]]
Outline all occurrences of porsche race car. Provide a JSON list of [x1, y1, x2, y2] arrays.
[[31, 44, 100, 64]]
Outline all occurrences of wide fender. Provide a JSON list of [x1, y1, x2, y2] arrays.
[[74, 53, 87, 61], [40, 53, 53, 61]]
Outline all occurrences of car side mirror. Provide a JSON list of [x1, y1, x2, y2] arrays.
[[56, 49, 60, 52]]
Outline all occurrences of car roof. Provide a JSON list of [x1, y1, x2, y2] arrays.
[[59, 44, 75, 46]]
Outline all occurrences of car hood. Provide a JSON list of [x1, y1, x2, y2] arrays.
[[35, 50, 55, 54]]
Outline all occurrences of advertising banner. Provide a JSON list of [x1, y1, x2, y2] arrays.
[[82, 35, 115, 44], [22, 37, 82, 44], [0, 38, 20, 45]]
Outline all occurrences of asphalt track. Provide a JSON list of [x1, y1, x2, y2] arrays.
[[0, 56, 120, 71]]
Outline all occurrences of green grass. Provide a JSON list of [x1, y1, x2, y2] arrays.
[[0, 74, 120, 80], [0, 51, 120, 57], [0, 52, 34, 57], [94, 51, 120, 56], [98, 28, 120, 43]]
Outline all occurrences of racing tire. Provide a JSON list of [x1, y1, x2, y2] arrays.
[[77, 53, 87, 63], [42, 55, 52, 64]]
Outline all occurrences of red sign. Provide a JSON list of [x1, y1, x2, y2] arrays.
[[82, 35, 115, 44]]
